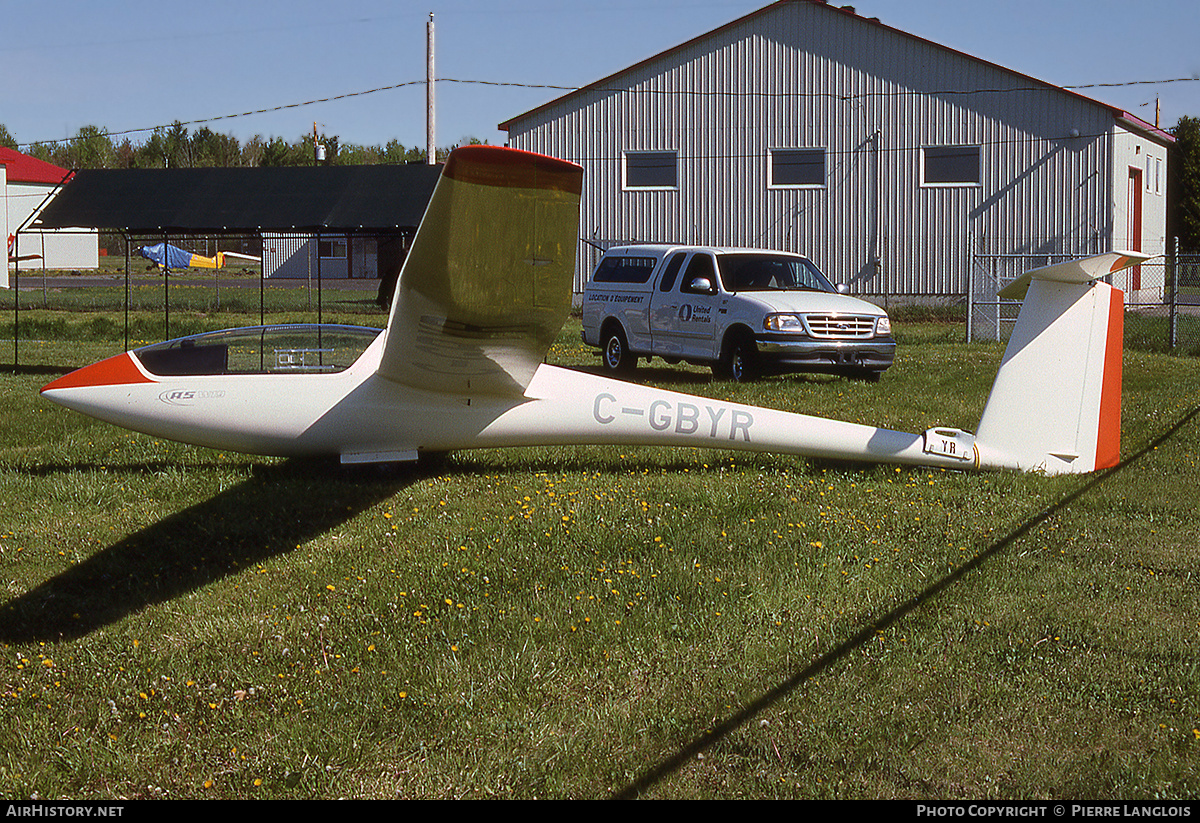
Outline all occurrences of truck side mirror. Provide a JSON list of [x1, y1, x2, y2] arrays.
[[836, 283, 850, 295], [688, 277, 715, 295]]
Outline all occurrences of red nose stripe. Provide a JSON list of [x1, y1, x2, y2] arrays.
[[41, 353, 154, 392]]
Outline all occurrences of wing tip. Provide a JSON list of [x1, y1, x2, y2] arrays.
[[443, 146, 583, 195]]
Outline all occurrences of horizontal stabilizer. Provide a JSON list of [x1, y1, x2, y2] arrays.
[[998, 250, 1150, 300]]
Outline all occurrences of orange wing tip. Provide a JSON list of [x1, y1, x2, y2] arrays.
[[41, 353, 154, 393], [443, 146, 583, 195]]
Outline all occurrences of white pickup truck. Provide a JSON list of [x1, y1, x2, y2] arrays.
[[581, 245, 895, 381]]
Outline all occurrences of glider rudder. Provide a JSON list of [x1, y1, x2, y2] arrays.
[[974, 252, 1146, 475]]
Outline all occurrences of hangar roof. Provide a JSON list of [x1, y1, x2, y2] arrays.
[[497, 0, 1173, 146]]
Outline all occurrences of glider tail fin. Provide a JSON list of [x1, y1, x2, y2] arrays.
[[973, 251, 1147, 475]]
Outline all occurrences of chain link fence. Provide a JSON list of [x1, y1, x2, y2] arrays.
[[967, 240, 1200, 356], [3, 231, 408, 369]]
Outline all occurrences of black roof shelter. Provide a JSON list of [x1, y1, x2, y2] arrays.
[[31, 164, 443, 233], [11, 164, 443, 368]]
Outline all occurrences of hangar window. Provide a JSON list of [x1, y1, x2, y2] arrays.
[[623, 151, 678, 190], [922, 146, 981, 186], [769, 148, 826, 188]]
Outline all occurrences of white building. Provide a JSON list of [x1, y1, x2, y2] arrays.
[[262, 233, 380, 280], [2, 147, 99, 284], [499, 0, 1172, 300]]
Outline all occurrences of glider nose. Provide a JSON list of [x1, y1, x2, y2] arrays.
[[41, 352, 153, 406]]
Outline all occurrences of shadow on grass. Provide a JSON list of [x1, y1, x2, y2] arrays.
[[612, 404, 1200, 799], [0, 458, 421, 644]]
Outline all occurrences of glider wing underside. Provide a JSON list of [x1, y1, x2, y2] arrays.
[[375, 146, 584, 398]]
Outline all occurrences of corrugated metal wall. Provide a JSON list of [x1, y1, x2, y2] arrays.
[[504, 1, 1152, 296]]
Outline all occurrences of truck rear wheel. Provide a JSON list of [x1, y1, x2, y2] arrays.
[[602, 326, 636, 373]]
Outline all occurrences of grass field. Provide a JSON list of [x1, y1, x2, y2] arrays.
[[2, 308, 1199, 799]]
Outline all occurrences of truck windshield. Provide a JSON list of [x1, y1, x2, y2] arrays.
[[717, 254, 835, 293]]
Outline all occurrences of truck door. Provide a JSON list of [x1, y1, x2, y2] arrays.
[[651, 252, 722, 360], [648, 251, 689, 356]]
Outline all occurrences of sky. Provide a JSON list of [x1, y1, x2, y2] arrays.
[[3, 0, 1198, 155]]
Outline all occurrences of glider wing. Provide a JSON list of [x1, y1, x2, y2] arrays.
[[375, 146, 584, 397]]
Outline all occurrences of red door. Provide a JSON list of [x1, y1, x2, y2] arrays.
[[1128, 168, 1143, 291]]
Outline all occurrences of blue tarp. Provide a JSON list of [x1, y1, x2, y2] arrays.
[[138, 242, 201, 269]]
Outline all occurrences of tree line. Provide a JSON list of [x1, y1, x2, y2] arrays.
[[0, 121, 467, 169], [3, 117, 1199, 249], [1169, 116, 1200, 251]]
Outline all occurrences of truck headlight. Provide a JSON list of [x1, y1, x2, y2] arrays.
[[875, 316, 892, 336], [764, 313, 805, 332]]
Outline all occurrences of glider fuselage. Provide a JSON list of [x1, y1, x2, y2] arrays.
[[39, 146, 1148, 477], [42, 328, 981, 472]]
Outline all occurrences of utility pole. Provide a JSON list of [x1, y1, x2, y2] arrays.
[[426, 12, 436, 164], [313, 122, 326, 165]]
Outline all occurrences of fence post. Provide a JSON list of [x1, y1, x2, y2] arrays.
[[992, 258, 1001, 342], [966, 253, 974, 343], [1169, 236, 1179, 350]]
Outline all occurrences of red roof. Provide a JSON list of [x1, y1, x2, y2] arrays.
[[0, 147, 72, 185]]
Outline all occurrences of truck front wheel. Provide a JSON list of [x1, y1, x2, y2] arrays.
[[602, 326, 636, 373], [715, 333, 758, 382]]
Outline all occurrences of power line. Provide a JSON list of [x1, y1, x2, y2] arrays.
[[19, 81, 429, 149], [17, 74, 1198, 150]]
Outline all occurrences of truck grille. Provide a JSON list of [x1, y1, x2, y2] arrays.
[[802, 314, 877, 339]]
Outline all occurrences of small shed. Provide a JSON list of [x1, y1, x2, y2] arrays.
[[2, 146, 97, 279]]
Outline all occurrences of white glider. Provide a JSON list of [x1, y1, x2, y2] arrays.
[[41, 146, 1146, 476]]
